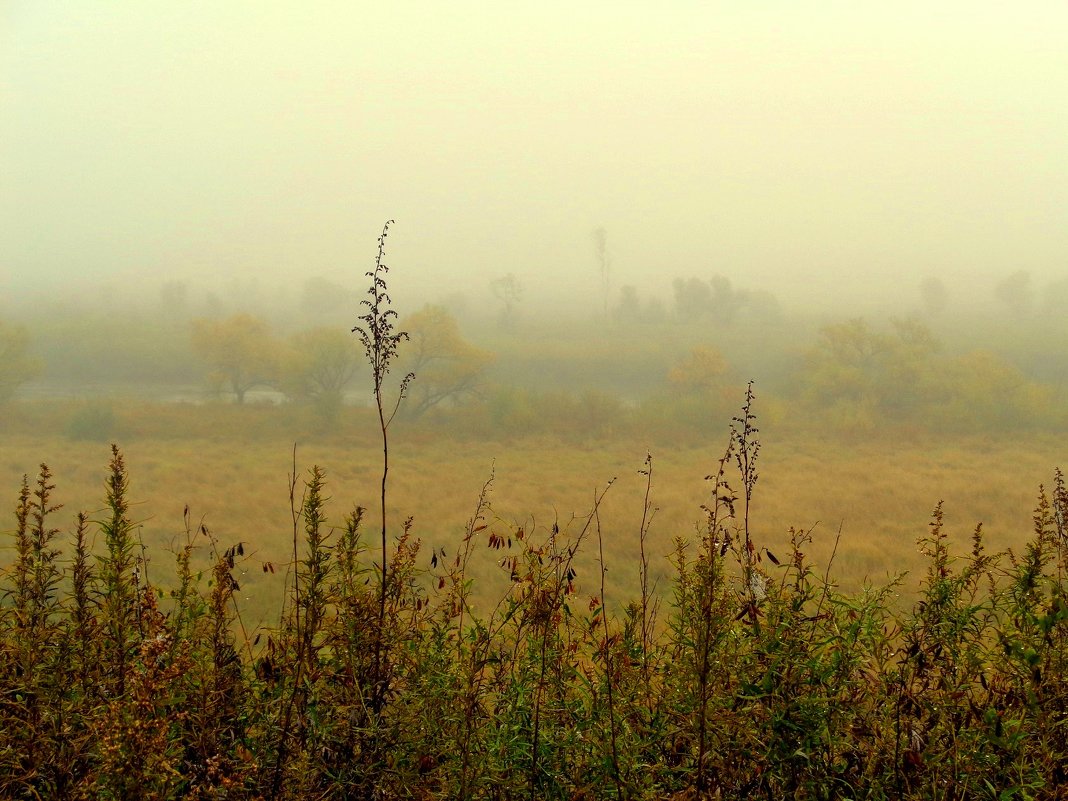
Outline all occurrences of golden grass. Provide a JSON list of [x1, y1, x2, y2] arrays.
[[1, 402, 1063, 632]]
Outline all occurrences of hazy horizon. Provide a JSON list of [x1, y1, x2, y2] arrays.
[[4, 2, 1068, 313]]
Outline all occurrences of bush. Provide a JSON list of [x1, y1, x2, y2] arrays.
[[65, 401, 117, 441]]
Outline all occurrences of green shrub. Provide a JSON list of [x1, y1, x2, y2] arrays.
[[64, 401, 117, 441]]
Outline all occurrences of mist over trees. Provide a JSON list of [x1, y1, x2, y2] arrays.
[[490, 274, 523, 331], [0, 322, 40, 404], [1, 261, 1066, 439], [397, 305, 493, 420], [191, 315, 280, 405], [672, 276, 781, 326]]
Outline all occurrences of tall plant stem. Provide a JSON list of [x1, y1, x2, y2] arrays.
[[352, 219, 412, 717], [637, 453, 655, 688], [596, 490, 624, 800], [373, 379, 389, 714]]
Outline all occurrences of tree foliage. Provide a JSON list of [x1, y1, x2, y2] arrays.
[[397, 305, 493, 419], [672, 275, 780, 325], [613, 285, 667, 325], [280, 327, 362, 422], [994, 270, 1035, 319], [190, 314, 281, 404], [668, 345, 730, 395], [799, 317, 1063, 431], [919, 276, 949, 317], [490, 273, 523, 330], [934, 349, 1059, 431], [0, 322, 41, 403], [800, 317, 941, 427]]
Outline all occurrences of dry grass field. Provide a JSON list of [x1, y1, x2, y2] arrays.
[[5, 398, 1068, 798], [2, 400, 1063, 632]]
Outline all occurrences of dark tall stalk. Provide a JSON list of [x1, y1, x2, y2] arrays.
[[529, 485, 612, 801], [637, 453, 655, 687], [99, 446, 136, 699], [695, 438, 737, 797], [352, 220, 413, 714], [733, 381, 761, 611], [595, 488, 624, 800], [70, 511, 94, 694]]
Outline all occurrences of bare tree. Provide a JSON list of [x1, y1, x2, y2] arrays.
[[593, 227, 611, 322], [490, 273, 523, 330]]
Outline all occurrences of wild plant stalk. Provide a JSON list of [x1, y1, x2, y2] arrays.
[[276, 444, 301, 648], [454, 471, 494, 658], [207, 531, 255, 665], [99, 445, 136, 699], [452, 475, 494, 799], [637, 453, 656, 688], [528, 522, 557, 801], [733, 381, 761, 613], [353, 219, 413, 714], [69, 511, 94, 693], [529, 485, 612, 801], [9, 478, 30, 634], [595, 485, 624, 800], [271, 457, 323, 799], [695, 435, 737, 797], [12, 464, 63, 778]]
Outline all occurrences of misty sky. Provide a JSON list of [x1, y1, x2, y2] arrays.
[[3, 2, 1067, 311]]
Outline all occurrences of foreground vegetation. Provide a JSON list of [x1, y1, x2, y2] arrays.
[[1, 397, 1062, 627], [4, 229, 1067, 798], [3, 397, 1068, 799]]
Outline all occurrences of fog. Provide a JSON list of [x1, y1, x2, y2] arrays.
[[4, 2, 1068, 315]]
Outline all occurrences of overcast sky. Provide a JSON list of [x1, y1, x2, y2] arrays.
[[3, 2, 1067, 311]]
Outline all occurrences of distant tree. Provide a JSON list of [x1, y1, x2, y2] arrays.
[[654, 345, 739, 433], [707, 275, 739, 324], [593, 227, 611, 322], [0, 322, 41, 403], [439, 291, 471, 319], [672, 275, 778, 325], [614, 285, 671, 325], [672, 277, 713, 322], [994, 270, 1034, 319], [575, 389, 623, 437], [738, 288, 782, 323], [490, 274, 523, 330], [613, 285, 642, 323], [800, 317, 941, 425], [1040, 276, 1068, 318], [644, 296, 668, 324], [919, 276, 949, 317], [159, 280, 190, 321], [935, 349, 1056, 430], [190, 314, 281, 404], [667, 345, 729, 395], [300, 276, 359, 323], [280, 327, 362, 421], [397, 305, 493, 419]]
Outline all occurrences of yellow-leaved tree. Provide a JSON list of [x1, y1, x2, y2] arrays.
[[397, 305, 493, 419], [279, 327, 363, 423], [190, 314, 282, 404]]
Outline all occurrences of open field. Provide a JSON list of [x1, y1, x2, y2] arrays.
[[6, 399, 1068, 797], [2, 400, 1063, 632]]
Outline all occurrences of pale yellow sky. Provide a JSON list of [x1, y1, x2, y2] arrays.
[[3, 1, 1067, 310]]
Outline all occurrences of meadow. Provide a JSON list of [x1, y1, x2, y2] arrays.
[[5, 390, 1068, 798], [4, 280, 1068, 798], [2, 399, 1062, 632]]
